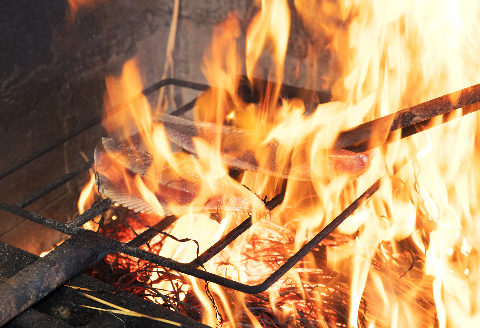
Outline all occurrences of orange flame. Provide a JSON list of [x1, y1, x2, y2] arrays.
[[78, 171, 96, 215]]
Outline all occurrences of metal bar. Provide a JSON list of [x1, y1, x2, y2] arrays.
[[0, 239, 208, 328], [382, 102, 480, 149], [127, 215, 179, 248], [190, 216, 252, 267], [112, 152, 412, 292], [0, 199, 111, 234], [333, 83, 480, 152], [0, 116, 101, 181], [0, 172, 381, 294], [190, 191, 285, 267], [0, 171, 385, 322], [142, 78, 210, 95], [66, 199, 112, 228], [16, 161, 92, 208], [0, 203, 76, 235], [239, 76, 331, 107], [249, 178, 382, 293], [0, 75, 436, 320], [0, 76, 332, 181], [170, 97, 198, 117], [109, 177, 381, 294], [0, 176, 378, 296]]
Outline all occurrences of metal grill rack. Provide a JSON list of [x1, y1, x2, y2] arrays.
[[1, 77, 479, 324]]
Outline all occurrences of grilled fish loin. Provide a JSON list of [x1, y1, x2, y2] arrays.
[[94, 138, 266, 216], [95, 115, 375, 216], [158, 114, 376, 181]]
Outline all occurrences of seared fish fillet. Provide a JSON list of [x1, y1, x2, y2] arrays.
[[95, 115, 375, 216], [95, 138, 266, 216]]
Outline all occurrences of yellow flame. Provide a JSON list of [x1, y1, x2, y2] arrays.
[[78, 171, 96, 215], [134, 175, 165, 218]]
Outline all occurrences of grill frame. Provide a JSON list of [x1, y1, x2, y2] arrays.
[[1, 76, 475, 323], [0, 78, 335, 323]]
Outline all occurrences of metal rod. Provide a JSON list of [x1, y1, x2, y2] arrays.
[[142, 78, 210, 95], [0, 177, 378, 296], [0, 203, 77, 235], [333, 83, 480, 152], [0, 173, 384, 322], [170, 97, 198, 117], [250, 178, 382, 293], [0, 75, 439, 318], [0, 199, 111, 235], [190, 191, 285, 267], [0, 76, 332, 181], [0, 116, 101, 181], [111, 178, 380, 294], [191, 216, 252, 267], [239, 75, 331, 108], [16, 161, 92, 208], [0, 174, 381, 294], [127, 215, 179, 248], [66, 199, 112, 228]]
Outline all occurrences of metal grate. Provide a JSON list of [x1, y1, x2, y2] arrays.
[[1, 77, 480, 324]]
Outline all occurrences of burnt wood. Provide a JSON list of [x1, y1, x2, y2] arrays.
[[0, 241, 208, 327], [2, 77, 479, 325]]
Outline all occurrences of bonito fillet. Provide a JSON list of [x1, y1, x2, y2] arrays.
[[95, 137, 266, 216], [95, 115, 375, 216]]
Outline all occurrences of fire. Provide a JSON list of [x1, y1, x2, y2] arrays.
[[326, 1, 480, 326], [78, 171, 96, 216], [76, 0, 480, 326]]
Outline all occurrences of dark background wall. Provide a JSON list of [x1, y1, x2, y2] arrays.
[[0, 0, 329, 255]]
